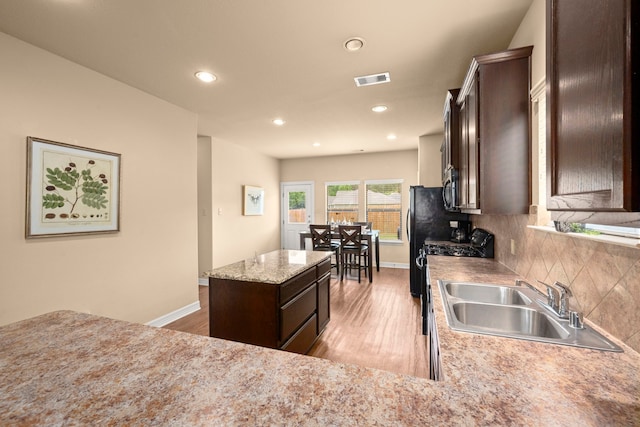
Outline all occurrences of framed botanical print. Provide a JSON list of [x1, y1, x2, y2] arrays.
[[26, 137, 121, 238]]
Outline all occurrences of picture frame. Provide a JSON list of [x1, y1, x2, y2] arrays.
[[243, 185, 264, 216], [26, 136, 121, 238]]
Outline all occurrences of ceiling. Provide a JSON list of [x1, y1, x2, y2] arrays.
[[0, 0, 533, 159]]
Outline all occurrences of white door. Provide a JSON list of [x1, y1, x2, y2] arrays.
[[281, 182, 314, 249]]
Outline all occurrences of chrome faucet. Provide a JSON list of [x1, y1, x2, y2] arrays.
[[515, 279, 545, 298], [517, 279, 585, 327], [538, 280, 572, 319]]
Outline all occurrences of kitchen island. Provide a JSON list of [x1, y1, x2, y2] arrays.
[[207, 250, 332, 354], [0, 257, 638, 425]]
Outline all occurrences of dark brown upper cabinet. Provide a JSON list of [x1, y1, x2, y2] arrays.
[[457, 46, 533, 215], [546, 0, 640, 212], [442, 88, 461, 176]]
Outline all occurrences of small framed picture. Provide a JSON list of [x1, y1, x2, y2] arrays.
[[243, 185, 264, 216], [26, 137, 121, 238]]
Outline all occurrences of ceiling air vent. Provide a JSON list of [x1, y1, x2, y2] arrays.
[[354, 72, 391, 87]]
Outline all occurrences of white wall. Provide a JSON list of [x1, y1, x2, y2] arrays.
[[508, 0, 547, 213], [509, 0, 546, 86], [210, 137, 281, 268], [197, 136, 213, 277], [0, 33, 199, 326], [418, 134, 444, 186]]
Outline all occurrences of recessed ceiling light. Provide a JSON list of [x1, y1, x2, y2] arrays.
[[344, 37, 365, 52], [372, 105, 388, 113], [354, 72, 391, 87], [272, 118, 286, 126], [195, 71, 216, 83], [312, 142, 321, 147], [387, 134, 397, 140]]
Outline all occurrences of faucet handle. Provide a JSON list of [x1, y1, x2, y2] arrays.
[[545, 285, 558, 309], [537, 280, 572, 318], [551, 281, 572, 297], [537, 280, 558, 302], [536, 280, 570, 296]]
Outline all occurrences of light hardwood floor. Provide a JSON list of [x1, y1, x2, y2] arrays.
[[164, 267, 429, 379]]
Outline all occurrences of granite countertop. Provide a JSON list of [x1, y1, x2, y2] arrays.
[[0, 310, 446, 426], [427, 256, 640, 426], [205, 249, 331, 284], [1, 258, 639, 425]]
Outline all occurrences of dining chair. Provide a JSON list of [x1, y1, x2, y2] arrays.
[[310, 224, 340, 275], [352, 221, 372, 250], [338, 225, 369, 283]]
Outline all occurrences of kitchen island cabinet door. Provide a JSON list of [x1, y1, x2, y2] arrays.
[[316, 272, 330, 333], [547, 0, 640, 212], [209, 279, 279, 348]]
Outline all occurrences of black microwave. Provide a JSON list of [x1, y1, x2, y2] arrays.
[[443, 166, 459, 212]]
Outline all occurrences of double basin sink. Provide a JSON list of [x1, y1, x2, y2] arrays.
[[437, 280, 622, 352]]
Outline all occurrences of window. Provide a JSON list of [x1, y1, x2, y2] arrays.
[[326, 182, 359, 224], [326, 180, 404, 242], [287, 191, 306, 224], [366, 180, 403, 242], [584, 224, 640, 239]]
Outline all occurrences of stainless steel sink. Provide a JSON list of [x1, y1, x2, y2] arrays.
[[445, 282, 531, 305], [451, 302, 569, 339], [437, 280, 622, 352]]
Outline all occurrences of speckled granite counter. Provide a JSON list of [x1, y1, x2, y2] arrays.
[[0, 310, 447, 426], [1, 258, 639, 425], [206, 249, 331, 284]]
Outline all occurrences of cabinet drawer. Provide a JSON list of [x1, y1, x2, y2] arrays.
[[280, 314, 317, 354], [280, 283, 316, 342], [280, 267, 316, 304], [316, 258, 331, 277]]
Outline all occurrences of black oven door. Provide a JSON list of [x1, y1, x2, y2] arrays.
[[442, 166, 458, 212]]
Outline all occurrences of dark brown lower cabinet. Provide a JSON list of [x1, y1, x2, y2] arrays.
[[281, 315, 318, 354], [209, 258, 331, 354], [316, 271, 330, 333]]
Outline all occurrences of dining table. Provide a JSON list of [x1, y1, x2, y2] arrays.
[[299, 228, 380, 283]]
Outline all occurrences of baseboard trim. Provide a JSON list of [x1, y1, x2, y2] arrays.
[[146, 301, 201, 328], [380, 262, 410, 269]]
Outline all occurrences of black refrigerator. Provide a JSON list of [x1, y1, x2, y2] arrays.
[[407, 186, 468, 297]]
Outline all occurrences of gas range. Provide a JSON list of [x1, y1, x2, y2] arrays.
[[423, 228, 494, 258], [424, 243, 484, 257]]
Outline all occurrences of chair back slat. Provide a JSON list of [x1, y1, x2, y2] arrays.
[[339, 225, 362, 250], [310, 224, 333, 250]]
